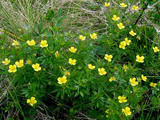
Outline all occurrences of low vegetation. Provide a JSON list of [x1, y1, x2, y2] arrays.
[[0, 0, 160, 119]]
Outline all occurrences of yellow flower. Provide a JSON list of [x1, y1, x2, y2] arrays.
[[15, 60, 24, 68], [69, 58, 77, 65], [120, 3, 127, 8], [65, 71, 70, 76], [105, 2, 110, 7], [132, 5, 139, 11], [136, 55, 144, 63], [32, 63, 41, 71], [122, 107, 132, 116], [123, 64, 128, 72], [69, 47, 77, 53], [118, 96, 127, 103], [105, 109, 109, 118], [40, 40, 48, 48], [12, 40, 19, 46], [125, 38, 131, 45], [150, 82, 157, 87], [57, 76, 67, 84], [117, 23, 125, 29], [130, 77, 138, 86], [105, 109, 109, 114], [26, 59, 32, 64], [2, 58, 10, 65], [104, 54, 113, 62], [109, 77, 116, 82], [112, 15, 120, 21], [88, 64, 95, 70], [129, 30, 136, 36], [141, 75, 147, 82], [90, 33, 97, 39], [79, 35, 86, 41], [106, 115, 109, 118], [153, 46, 159, 53], [8, 65, 17, 73], [119, 41, 126, 49], [55, 51, 59, 58], [98, 68, 107, 76], [27, 40, 35, 46], [27, 97, 37, 106]]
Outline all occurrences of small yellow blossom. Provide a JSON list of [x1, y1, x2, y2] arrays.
[[125, 38, 131, 45], [57, 76, 67, 84], [8, 65, 17, 73], [69, 58, 77, 65], [141, 75, 147, 82], [105, 2, 110, 7], [65, 71, 70, 76], [26, 59, 32, 64], [130, 77, 138, 86], [27, 40, 36, 46], [112, 15, 120, 21], [88, 64, 95, 70], [153, 46, 159, 53], [118, 96, 127, 103], [129, 30, 136, 36], [122, 107, 132, 116], [136, 55, 144, 63], [40, 40, 48, 48], [120, 3, 127, 8], [105, 109, 109, 118], [32, 63, 41, 71], [27, 97, 37, 106], [119, 41, 126, 49], [104, 54, 113, 62], [123, 64, 128, 72], [109, 77, 116, 82], [15, 60, 24, 68], [12, 40, 19, 46], [150, 82, 157, 87], [98, 68, 107, 76], [105, 109, 109, 114], [79, 35, 86, 41], [69, 47, 77, 53], [90, 33, 97, 39], [117, 23, 125, 29], [132, 5, 139, 11], [55, 51, 59, 58], [2, 58, 10, 65]]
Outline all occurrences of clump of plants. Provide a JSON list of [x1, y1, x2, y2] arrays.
[[0, 0, 160, 119]]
